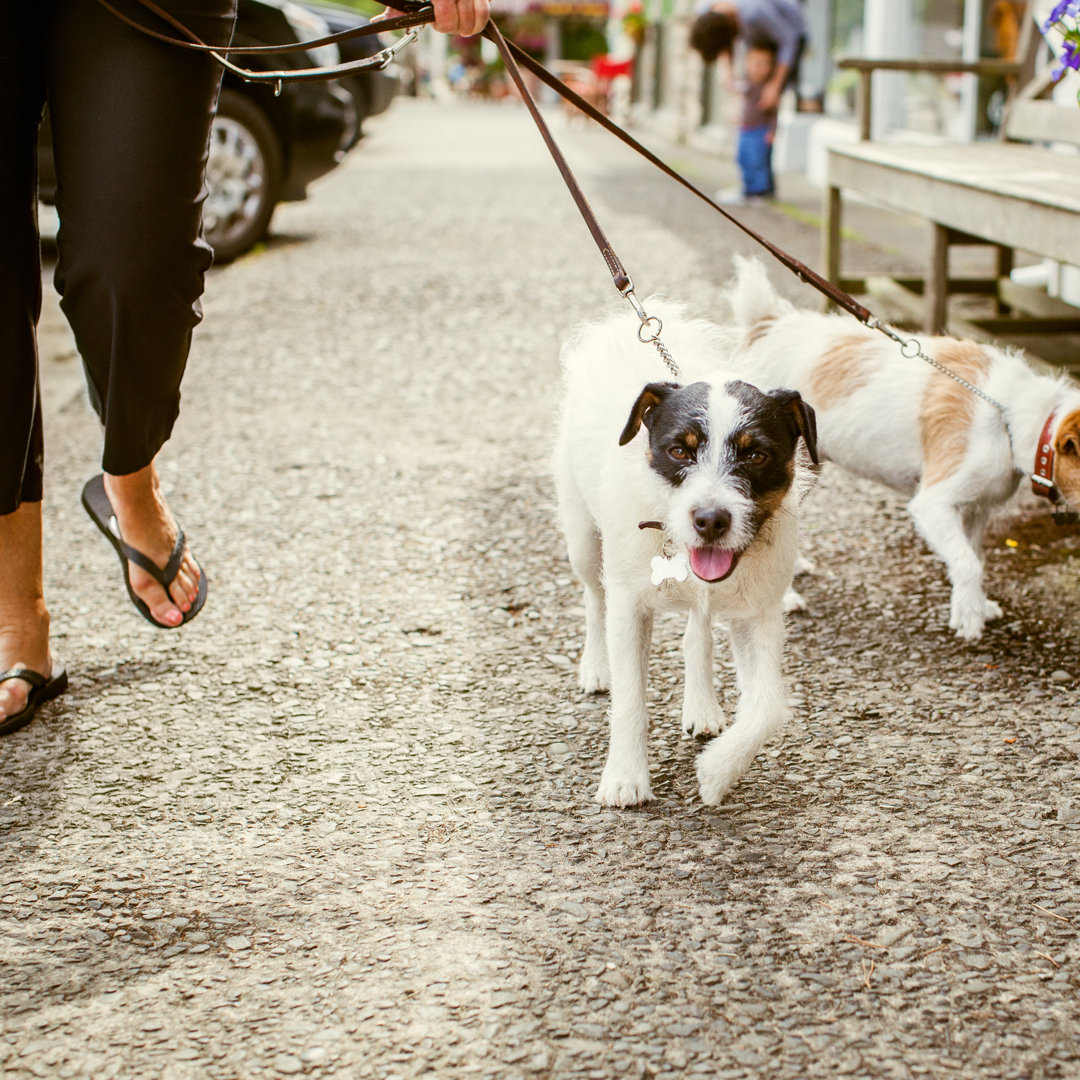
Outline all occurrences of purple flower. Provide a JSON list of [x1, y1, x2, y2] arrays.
[[1045, 0, 1080, 33], [1052, 38, 1080, 79]]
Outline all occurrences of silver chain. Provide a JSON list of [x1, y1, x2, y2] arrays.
[[623, 288, 682, 379], [867, 318, 1010, 418]]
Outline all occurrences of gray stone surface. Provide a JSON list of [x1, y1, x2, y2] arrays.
[[4, 97, 1078, 1078]]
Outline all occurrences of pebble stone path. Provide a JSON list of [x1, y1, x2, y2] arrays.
[[2, 98, 1078, 1079]]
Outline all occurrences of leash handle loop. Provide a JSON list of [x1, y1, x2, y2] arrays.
[[99, 0, 432, 82]]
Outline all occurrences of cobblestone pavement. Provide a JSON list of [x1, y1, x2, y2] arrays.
[[3, 97, 1078, 1079]]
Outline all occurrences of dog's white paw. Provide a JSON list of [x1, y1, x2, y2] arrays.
[[696, 746, 741, 806], [949, 601, 986, 641], [596, 763, 654, 807], [683, 703, 726, 739], [783, 586, 808, 614], [577, 659, 611, 694], [984, 599, 1003, 622]]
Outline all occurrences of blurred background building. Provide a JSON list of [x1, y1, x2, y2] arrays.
[[413, 1, 1039, 177]]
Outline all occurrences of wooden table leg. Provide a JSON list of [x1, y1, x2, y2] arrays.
[[928, 222, 949, 333], [824, 183, 842, 312]]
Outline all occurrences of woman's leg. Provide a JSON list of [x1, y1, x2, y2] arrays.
[[0, 9, 54, 718], [48, 0, 235, 625], [0, 504, 52, 722]]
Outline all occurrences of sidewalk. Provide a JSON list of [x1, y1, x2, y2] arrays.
[[9, 97, 1080, 1080]]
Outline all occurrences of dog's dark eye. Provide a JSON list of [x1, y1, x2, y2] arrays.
[[744, 448, 770, 466], [668, 445, 693, 463]]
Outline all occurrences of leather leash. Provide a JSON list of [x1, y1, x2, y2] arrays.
[[94, 0, 899, 337], [479, 23, 1069, 500], [97, 0, 430, 83], [483, 21, 871, 329], [102, 0, 1057, 496]]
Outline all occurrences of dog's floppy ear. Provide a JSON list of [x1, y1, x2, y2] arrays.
[[619, 382, 679, 446], [770, 388, 819, 465]]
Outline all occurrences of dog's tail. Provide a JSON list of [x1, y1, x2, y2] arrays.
[[724, 256, 793, 328]]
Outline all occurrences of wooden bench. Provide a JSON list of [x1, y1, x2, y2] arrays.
[[822, 6, 1080, 358]]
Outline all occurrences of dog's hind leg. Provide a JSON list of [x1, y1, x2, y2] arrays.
[[560, 496, 611, 693], [696, 610, 789, 804], [782, 553, 814, 613], [681, 609, 726, 738], [596, 592, 655, 806], [908, 488, 988, 640], [963, 503, 1003, 624]]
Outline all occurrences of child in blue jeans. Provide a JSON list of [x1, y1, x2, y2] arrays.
[[732, 39, 778, 201]]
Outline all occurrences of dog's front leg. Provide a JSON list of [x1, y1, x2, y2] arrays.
[[696, 610, 789, 805], [908, 489, 988, 640], [595, 592, 655, 806], [682, 609, 725, 739]]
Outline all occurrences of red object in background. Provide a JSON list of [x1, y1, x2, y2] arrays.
[[590, 55, 634, 81]]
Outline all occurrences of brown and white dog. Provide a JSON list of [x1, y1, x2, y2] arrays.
[[725, 257, 1080, 640]]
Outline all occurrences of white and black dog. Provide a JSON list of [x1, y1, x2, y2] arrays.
[[554, 304, 818, 806], [724, 256, 1080, 640]]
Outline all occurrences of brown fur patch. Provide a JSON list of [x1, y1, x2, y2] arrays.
[[1053, 407, 1080, 505], [920, 339, 991, 487], [808, 334, 875, 409], [757, 464, 795, 520], [743, 317, 775, 349]]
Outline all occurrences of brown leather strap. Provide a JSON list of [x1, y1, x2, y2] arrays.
[[101, 0, 872, 325], [98, 0, 434, 82]]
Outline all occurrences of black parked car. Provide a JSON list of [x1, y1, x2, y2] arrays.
[[306, 0, 400, 147], [38, 0, 400, 263]]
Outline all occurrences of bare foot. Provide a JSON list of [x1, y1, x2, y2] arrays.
[[0, 623, 53, 722], [104, 465, 202, 628], [0, 501, 54, 720]]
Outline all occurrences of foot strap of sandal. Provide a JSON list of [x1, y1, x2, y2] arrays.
[[118, 529, 187, 588], [0, 667, 47, 690]]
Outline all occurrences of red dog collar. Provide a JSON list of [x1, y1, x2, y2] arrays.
[[1031, 412, 1059, 502]]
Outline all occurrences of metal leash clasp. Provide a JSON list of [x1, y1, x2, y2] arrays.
[[370, 29, 420, 70], [621, 279, 681, 379]]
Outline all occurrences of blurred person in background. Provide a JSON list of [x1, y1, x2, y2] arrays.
[[691, 0, 809, 114]]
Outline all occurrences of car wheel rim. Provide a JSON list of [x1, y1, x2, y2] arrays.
[[204, 115, 268, 248]]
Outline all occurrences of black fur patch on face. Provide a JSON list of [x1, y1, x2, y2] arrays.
[[723, 379, 817, 505], [622, 382, 711, 487]]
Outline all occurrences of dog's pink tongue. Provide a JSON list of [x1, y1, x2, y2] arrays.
[[689, 547, 735, 582]]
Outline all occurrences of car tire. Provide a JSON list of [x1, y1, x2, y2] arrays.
[[204, 88, 283, 263]]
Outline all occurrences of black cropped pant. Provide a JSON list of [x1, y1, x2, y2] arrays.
[[0, 0, 236, 515]]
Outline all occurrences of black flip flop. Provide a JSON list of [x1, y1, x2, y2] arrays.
[[0, 666, 69, 737], [81, 474, 208, 629]]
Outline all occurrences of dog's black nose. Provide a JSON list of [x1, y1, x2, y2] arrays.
[[693, 507, 732, 541]]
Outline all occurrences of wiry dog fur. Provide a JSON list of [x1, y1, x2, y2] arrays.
[[724, 257, 1080, 640], [554, 303, 817, 806]]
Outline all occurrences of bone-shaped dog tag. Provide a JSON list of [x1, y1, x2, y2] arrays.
[[651, 552, 689, 586]]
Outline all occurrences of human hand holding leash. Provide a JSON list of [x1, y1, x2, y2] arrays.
[[377, 0, 489, 36]]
